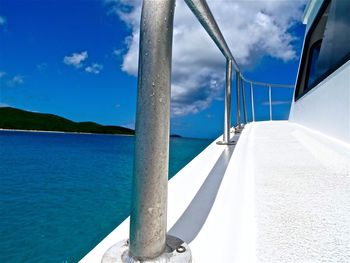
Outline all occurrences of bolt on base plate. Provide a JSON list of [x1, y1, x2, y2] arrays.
[[102, 235, 191, 263]]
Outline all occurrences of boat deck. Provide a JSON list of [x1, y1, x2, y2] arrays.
[[242, 121, 350, 262], [81, 121, 350, 263]]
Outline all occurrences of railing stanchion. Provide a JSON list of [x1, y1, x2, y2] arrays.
[[129, 0, 175, 260], [223, 59, 232, 143], [235, 71, 242, 131], [241, 77, 248, 124], [269, 85, 272, 121], [250, 82, 255, 122]]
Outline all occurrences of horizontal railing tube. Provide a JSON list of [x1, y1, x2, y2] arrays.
[[184, 0, 240, 71], [240, 76, 294, 88], [129, 0, 176, 260]]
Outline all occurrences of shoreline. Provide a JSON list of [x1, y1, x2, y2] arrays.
[[0, 128, 135, 136], [0, 128, 210, 140]]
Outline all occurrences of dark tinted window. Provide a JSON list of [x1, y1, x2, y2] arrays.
[[315, 0, 350, 78], [295, 0, 350, 100]]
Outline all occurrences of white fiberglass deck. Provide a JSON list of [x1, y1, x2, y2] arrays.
[[81, 121, 350, 262], [246, 121, 350, 262]]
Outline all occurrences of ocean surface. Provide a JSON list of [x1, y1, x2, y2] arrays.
[[0, 130, 211, 263]]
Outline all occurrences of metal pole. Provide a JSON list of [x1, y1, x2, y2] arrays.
[[129, 0, 175, 260], [222, 59, 232, 143], [236, 71, 241, 128], [250, 82, 255, 122], [241, 77, 248, 124], [268, 85, 272, 121]]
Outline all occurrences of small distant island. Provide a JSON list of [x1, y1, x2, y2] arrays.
[[170, 134, 182, 138], [0, 107, 135, 135]]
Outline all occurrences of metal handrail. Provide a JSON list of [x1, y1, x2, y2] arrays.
[[240, 75, 294, 121], [184, 0, 240, 71], [241, 75, 295, 88], [184, 0, 294, 135], [184, 0, 239, 144], [106, 0, 296, 262]]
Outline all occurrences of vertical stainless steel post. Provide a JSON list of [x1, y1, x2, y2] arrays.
[[222, 59, 232, 143], [130, 0, 175, 260], [268, 85, 272, 121], [241, 77, 248, 124], [236, 71, 241, 127], [250, 82, 255, 122]]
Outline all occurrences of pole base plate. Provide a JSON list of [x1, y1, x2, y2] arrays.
[[216, 140, 236, 145], [102, 235, 192, 263]]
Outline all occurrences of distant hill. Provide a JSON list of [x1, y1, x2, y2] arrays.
[[0, 107, 135, 135]]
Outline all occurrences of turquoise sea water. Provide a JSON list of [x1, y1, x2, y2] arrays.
[[0, 130, 211, 263]]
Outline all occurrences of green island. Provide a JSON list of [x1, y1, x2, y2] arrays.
[[0, 107, 135, 135], [0, 107, 183, 137]]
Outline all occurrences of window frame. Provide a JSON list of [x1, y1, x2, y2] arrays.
[[304, 39, 323, 92]]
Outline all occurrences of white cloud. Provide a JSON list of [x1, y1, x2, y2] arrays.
[[63, 51, 88, 68], [85, 63, 103, 74], [0, 16, 6, 27], [7, 75, 24, 87], [111, 0, 306, 116], [0, 71, 5, 78]]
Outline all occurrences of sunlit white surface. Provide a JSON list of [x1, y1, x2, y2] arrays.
[[81, 121, 350, 262], [251, 122, 350, 262], [290, 60, 350, 143]]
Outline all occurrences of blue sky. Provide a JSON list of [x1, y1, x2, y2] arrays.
[[0, 0, 306, 139]]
